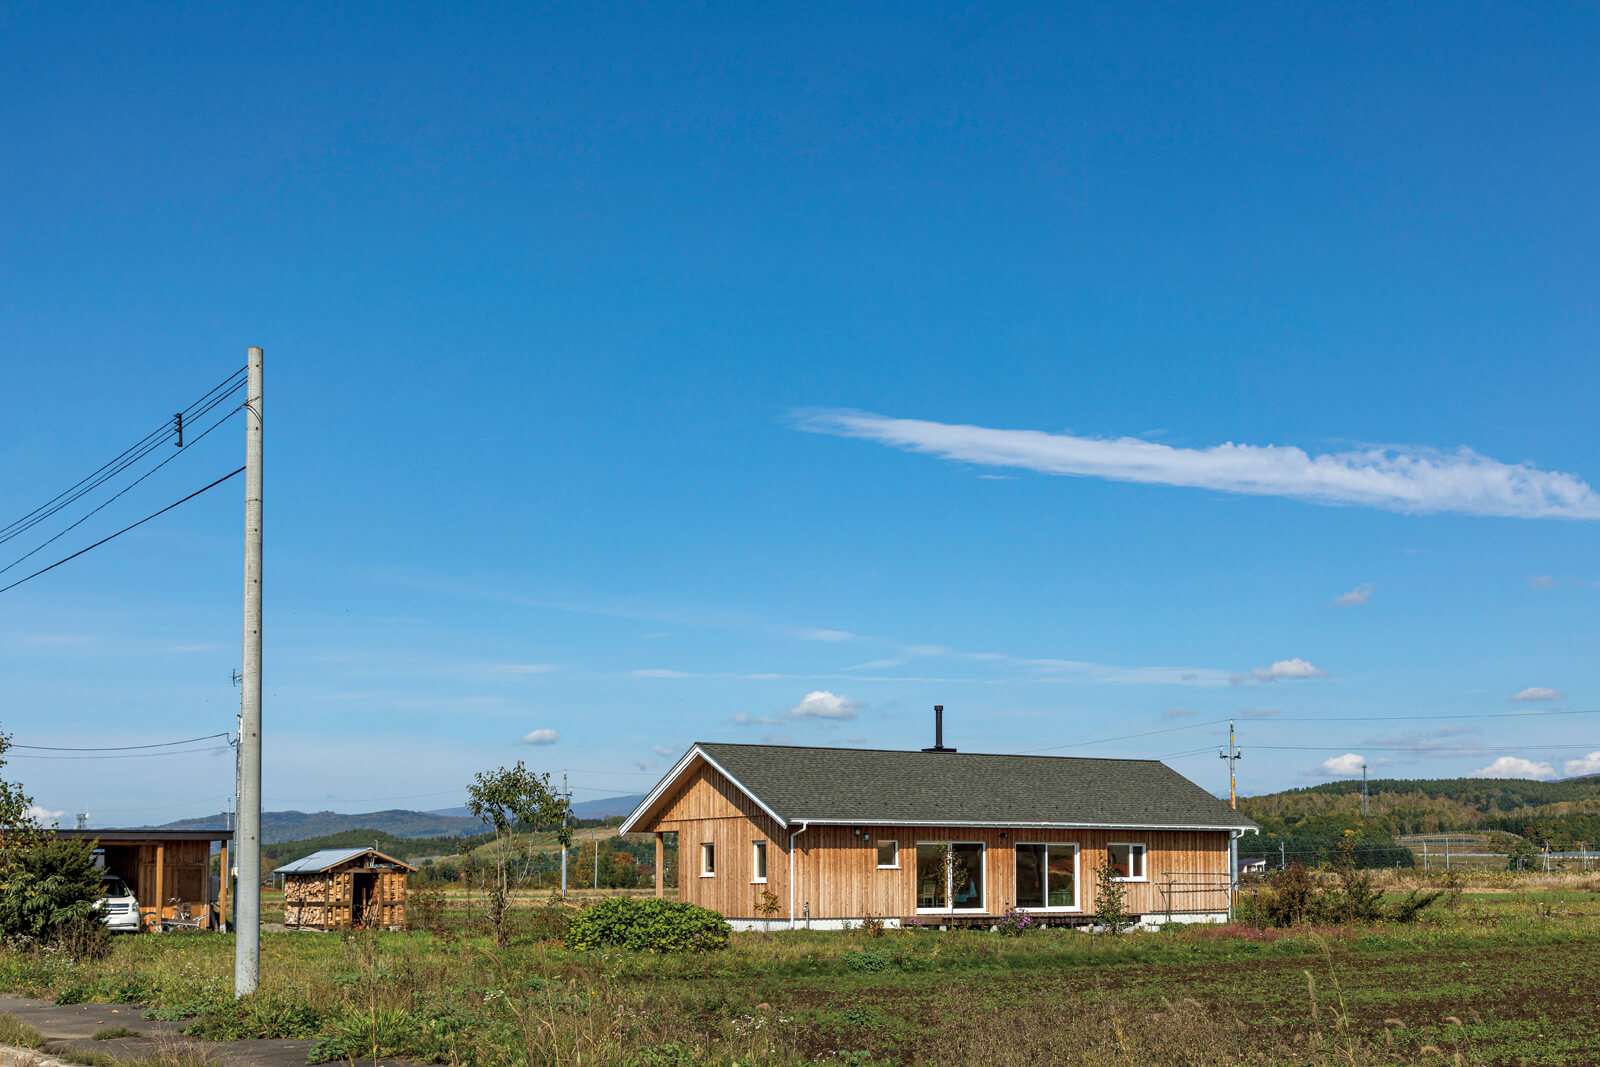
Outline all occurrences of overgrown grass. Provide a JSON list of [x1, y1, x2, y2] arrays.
[[0, 888, 1596, 1065], [0, 1013, 45, 1049]]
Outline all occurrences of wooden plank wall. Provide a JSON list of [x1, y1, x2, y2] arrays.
[[643, 763, 1232, 919], [122, 840, 213, 930], [283, 866, 409, 930]]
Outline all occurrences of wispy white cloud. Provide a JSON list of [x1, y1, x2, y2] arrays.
[[1510, 686, 1562, 703], [788, 690, 862, 720], [495, 664, 560, 675], [1332, 584, 1373, 607], [1529, 575, 1556, 589], [1238, 707, 1282, 719], [1469, 756, 1555, 780], [1320, 753, 1367, 776], [652, 745, 680, 759], [793, 628, 858, 642], [25, 805, 66, 823], [632, 758, 654, 772], [797, 410, 1600, 519], [518, 729, 559, 746], [1238, 658, 1326, 684], [629, 668, 698, 679], [1562, 752, 1600, 778], [730, 712, 784, 726]]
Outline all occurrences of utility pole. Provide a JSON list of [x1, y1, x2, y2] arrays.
[[1218, 719, 1242, 809], [1361, 762, 1368, 817], [560, 771, 569, 898], [235, 347, 263, 998], [1279, 841, 1285, 870]]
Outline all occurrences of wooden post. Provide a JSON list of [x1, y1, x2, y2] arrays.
[[655, 833, 664, 898], [220, 840, 229, 931], [153, 843, 166, 932]]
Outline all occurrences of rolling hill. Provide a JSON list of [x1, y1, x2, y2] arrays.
[[157, 808, 485, 843]]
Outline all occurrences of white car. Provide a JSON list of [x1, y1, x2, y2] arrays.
[[96, 874, 140, 933]]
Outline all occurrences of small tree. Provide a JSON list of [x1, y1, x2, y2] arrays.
[[466, 762, 570, 947], [1094, 857, 1131, 934]]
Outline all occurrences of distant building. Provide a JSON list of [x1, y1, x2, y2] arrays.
[[275, 847, 417, 930]]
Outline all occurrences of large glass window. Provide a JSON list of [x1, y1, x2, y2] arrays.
[[1015, 843, 1078, 909], [1108, 842, 1146, 881], [916, 842, 985, 911]]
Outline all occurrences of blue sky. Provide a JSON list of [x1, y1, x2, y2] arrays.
[[3, 3, 1599, 826]]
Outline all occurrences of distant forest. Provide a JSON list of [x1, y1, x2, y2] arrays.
[[1239, 776, 1600, 869]]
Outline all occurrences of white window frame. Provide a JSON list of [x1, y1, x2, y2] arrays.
[[876, 839, 900, 869], [751, 840, 768, 883], [700, 841, 715, 878], [914, 841, 987, 914], [1108, 842, 1147, 882], [1015, 841, 1080, 912]]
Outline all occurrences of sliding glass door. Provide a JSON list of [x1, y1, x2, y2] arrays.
[[915, 842, 986, 912]]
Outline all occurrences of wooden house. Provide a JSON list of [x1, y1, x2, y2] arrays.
[[52, 828, 230, 931], [275, 847, 417, 930], [620, 733, 1258, 929]]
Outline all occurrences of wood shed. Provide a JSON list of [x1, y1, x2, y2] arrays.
[[275, 847, 417, 930], [51, 828, 231, 931]]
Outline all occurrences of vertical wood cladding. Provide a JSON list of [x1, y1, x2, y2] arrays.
[[644, 760, 1233, 919]]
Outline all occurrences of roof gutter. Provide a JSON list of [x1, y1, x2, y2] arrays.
[[789, 822, 809, 930]]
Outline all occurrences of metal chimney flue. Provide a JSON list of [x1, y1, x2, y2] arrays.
[[922, 704, 956, 752]]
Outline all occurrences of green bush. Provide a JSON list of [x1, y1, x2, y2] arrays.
[[564, 898, 729, 953], [0, 840, 103, 947]]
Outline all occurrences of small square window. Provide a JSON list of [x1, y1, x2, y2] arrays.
[[752, 840, 768, 882], [1108, 843, 1145, 881], [876, 840, 899, 868], [700, 842, 715, 877]]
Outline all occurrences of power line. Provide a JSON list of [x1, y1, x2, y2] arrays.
[[0, 367, 245, 547], [13, 732, 230, 752], [0, 398, 245, 578], [1018, 718, 1229, 754], [10, 747, 233, 761], [0, 466, 245, 596]]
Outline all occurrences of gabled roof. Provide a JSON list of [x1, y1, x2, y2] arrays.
[[274, 847, 419, 874], [621, 742, 1258, 834]]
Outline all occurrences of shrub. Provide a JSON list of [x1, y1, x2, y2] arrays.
[[564, 897, 729, 953], [840, 949, 895, 973], [996, 907, 1035, 936], [0, 839, 103, 947]]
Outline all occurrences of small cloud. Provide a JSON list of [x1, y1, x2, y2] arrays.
[[1529, 575, 1556, 589], [976, 474, 1014, 481], [1162, 707, 1195, 720], [1320, 753, 1367, 776], [1238, 707, 1282, 719], [496, 664, 559, 675], [25, 805, 65, 823], [518, 729, 559, 746], [1245, 658, 1326, 683], [1331, 584, 1374, 607], [629, 668, 698, 678], [1510, 686, 1562, 703], [632, 758, 654, 772], [730, 712, 784, 726], [787, 690, 862, 720], [792, 628, 857, 642], [652, 744, 679, 759], [1469, 756, 1555, 780], [1562, 752, 1600, 778]]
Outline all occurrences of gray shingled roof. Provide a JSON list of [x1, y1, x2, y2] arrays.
[[690, 743, 1257, 831], [274, 847, 416, 874]]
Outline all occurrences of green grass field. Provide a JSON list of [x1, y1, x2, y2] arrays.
[[3, 882, 1598, 1066]]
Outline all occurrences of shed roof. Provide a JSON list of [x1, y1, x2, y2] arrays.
[[274, 847, 418, 874], [622, 742, 1258, 834]]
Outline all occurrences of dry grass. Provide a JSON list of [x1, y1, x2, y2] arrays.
[[0, 1014, 45, 1050]]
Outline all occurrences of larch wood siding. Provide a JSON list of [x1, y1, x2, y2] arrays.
[[123, 840, 213, 930], [642, 762, 1233, 920], [282, 863, 409, 930]]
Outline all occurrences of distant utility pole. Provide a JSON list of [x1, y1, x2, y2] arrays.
[[235, 347, 263, 999], [560, 771, 570, 897], [1218, 719, 1242, 809], [1361, 762, 1369, 817]]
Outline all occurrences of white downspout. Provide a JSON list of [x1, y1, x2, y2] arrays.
[[788, 822, 809, 930], [1228, 829, 1241, 921]]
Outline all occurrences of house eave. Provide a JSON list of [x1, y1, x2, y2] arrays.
[[618, 745, 790, 835]]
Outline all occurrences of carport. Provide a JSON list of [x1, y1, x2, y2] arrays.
[[50, 828, 232, 931]]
